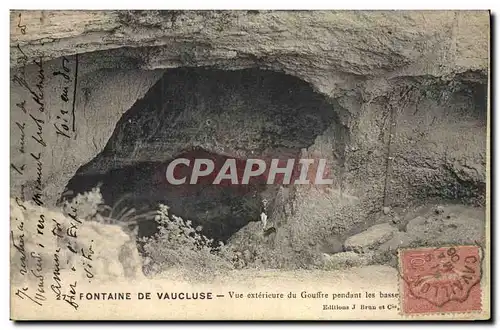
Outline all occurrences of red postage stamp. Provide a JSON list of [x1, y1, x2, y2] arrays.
[[399, 245, 482, 315]]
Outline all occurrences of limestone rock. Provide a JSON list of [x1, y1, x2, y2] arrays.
[[10, 11, 487, 216], [405, 205, 484, 246], [322, 251, 373, 270], [11, 11, 489, 80], [378, 231, 415, 252], [318, 236, 344, 254], [9, 11, 488, 271], [434, 205, 445, 214], [344, 223, 398, 253], [227, 221, 267, 248], [10, 199, 144, 286]]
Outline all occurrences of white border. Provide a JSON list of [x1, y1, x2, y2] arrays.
[[2, 1, 498, 329]]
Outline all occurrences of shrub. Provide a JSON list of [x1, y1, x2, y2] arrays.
[[139, 204, 235, 279]]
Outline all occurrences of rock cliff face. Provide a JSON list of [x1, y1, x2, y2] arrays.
[[10, 10, 489, 267], [62, 67, 346, 241]]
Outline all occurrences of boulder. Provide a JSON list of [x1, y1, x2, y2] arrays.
[[318, 236, 344, 254], [378, 231, 415, 252], [344, 223, 398, 253], [405, 205, 484, 246]]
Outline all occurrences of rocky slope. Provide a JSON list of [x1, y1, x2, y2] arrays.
[[10, 10, 489, 269]]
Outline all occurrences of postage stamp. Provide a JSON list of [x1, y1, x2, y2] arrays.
[[399, 246, 483, 315]]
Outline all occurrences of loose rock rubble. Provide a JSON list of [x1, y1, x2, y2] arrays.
[[320, 203, 485, 270], [322, 252, 374, 270], [378, 231, 415, 253]]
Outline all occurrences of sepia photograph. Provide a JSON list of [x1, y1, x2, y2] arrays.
[[9, 8, 491, 321]]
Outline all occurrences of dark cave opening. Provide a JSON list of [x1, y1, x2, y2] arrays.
[[62, 67, 342, 243]]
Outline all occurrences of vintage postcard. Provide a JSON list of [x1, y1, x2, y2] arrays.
[[9, 10, 490, 320]]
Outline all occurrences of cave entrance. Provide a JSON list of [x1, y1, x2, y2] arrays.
[[62, 67, 340, 243]]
